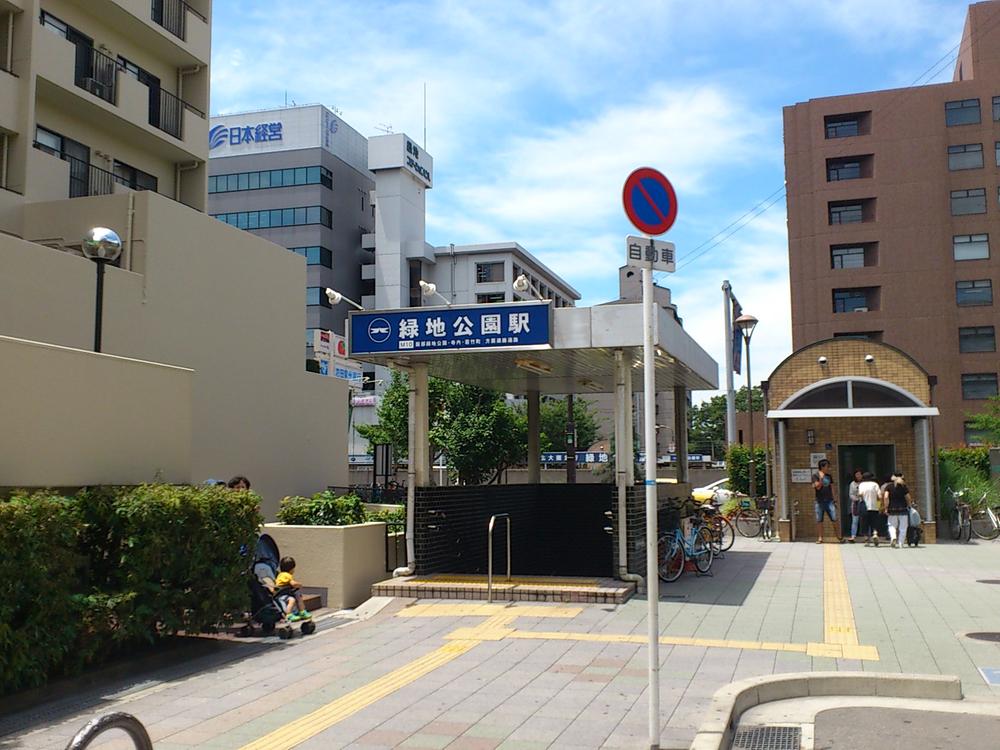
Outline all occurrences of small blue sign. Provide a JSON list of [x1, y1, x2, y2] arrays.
[[318, 359, 328, 376], [349, 302, 551, 356], [541, 452, 610, 464], [980, 667, 1000, 685]]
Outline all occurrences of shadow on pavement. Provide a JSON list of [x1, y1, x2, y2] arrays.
[[638, 549, 774, 606]]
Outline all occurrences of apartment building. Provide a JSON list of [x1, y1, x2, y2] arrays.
[[784, 0, 1000, 446], [0, 0, 209, 235]]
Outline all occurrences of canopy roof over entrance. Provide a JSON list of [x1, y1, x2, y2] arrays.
[[766, 376, 939, 419], [349, 302, 718, 395]]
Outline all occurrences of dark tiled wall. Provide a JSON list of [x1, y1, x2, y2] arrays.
[[414, 484, 614, 576], [615, 486, 683, 578]]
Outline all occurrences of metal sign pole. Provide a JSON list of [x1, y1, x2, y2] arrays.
[[723, 281, 736, 446], [642, 263, 660, 750]]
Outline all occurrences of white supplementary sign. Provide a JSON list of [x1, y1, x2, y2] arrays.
[[791, 469, 812, 483], [368, 133, 433, 188], [809, 452, 827, 468], [625, 235, 675, 273]]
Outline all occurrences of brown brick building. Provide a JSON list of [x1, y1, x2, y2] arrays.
[[783, 1, 1000, 446], [765, 338, 939, 541]]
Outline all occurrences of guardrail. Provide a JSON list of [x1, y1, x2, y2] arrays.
[[65, 712, 152, 750], [487, 513, 511, 603], [151, 0, 207, 41]]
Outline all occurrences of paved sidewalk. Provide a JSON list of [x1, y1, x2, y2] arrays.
[[4, 537, 1000, 749]]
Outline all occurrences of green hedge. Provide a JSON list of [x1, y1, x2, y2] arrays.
[[0, 485, 261, 695], [276, 490, 367, 526], [726, 444, 768, 496]]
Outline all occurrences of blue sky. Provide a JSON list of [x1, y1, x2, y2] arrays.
[[211, 0, 973, 398]]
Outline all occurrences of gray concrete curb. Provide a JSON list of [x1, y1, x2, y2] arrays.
[[688, 671, 963, 750]]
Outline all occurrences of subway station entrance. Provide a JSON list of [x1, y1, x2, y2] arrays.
[[347, 299, 718, 589]]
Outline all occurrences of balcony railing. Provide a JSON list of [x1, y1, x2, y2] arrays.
[[151, 0, 206, 41], [33, 143, 158, 199], [150, 87, 204, 139], [75, 46, 117, 105]]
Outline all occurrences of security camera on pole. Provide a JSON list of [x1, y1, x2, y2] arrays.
[[622, 166, 677, 750]]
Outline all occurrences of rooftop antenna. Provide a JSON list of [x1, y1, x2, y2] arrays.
[[284, 90, 287, 106], [374, 122, 394, 135], [423, 82, 427, 149]]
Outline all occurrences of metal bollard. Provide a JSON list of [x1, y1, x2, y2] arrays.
[[65, 712, 153, 750]]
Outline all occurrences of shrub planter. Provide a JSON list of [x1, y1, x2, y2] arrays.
[[263, 522, 387, 610]]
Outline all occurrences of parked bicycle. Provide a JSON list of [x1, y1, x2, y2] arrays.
[[657, 516, 714, 582], [947, 487, 973, 543], [734, 496, 775, 540], [969, 492, 1000, 541], [696, 500, 735, 554]]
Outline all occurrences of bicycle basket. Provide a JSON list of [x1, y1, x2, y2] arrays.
[[755, 496, 775, 511]]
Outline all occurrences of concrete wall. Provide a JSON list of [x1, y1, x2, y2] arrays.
[[0, 191, 349, 517], [264, 522, 387, 610], [0, 334, 192, 487]]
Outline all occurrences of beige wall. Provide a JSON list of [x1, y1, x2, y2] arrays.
[[0, 191, 349, 517], [0, 334, 192, 486]]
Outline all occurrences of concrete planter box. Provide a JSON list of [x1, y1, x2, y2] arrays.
[[263, 521, 387, 610]]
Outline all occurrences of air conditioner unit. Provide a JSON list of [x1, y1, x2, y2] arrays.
[[854, 306, 869, 312], [79, 77, 110, 100]]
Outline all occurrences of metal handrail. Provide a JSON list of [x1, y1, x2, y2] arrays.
[[487, 513, 511, 603], [65, 712, 152, 750]]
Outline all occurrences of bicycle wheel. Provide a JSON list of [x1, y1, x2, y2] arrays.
[[950, 508, 964, 540], [735, 509, 762, 538], [658, 534, 684, 582], [963, 514, 974, 543], [692, 527, 714, 573], [717, 516, 736, 551], [702, 522, 722, 556], [971, 510, 1000, 540]]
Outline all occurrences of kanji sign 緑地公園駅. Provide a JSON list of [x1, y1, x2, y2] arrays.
[[348, 302, 551, 357], [622, 167, 678, 236]]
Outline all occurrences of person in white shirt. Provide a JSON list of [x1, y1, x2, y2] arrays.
[[857, 472, 883, 547], [848, 468, 864, 542]]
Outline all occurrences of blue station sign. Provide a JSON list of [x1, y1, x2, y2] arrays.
[[349, 302, 552, 357], [541, 452, 610, 464]]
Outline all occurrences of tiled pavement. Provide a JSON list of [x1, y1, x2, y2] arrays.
[[4, 536, 1000, 749]]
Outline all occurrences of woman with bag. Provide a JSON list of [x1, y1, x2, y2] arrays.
[[885, 471, 912, 549]]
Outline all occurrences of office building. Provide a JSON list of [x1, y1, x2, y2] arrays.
[[1, 0, 210, 234], [0, 1, 349, 514], [207, 105, 374, 353], [784, 0, 1000, 446]]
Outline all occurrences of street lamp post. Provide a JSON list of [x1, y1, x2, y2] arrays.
[[735, 313, 759, 499], [81, 228, 123, 353]]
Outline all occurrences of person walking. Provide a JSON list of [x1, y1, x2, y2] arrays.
[[812, 459, 842, 543], [857, 472, 883, 547], [885, 471, 912, 549], [848, 468, 864, 543]]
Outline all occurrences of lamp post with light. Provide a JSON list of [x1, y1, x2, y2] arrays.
[[82, 227, 123, 353], [735, 313, 759, 498]]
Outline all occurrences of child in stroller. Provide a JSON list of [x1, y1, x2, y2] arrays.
[[244, 533, 316, 638]]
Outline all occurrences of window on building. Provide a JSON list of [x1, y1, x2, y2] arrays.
[[948, 143, 984, 170], [826, 155, 872, 181], [824, 112, 869, 139], [211, 206, 331, 229], [993, 96, 1000, 121], [950, 188, 987, 215], [833, 287, 876, 313], [113, 160, 158, 192], [476, 262, 504, 283], [828, 201, 865, 224], [833, 331, 883, 341], [33, 125, 64, 157], [39, 10, 69, 38], [290, 246, 332, 267], [965, 422, 991, 445], [956, 279, 993, 306], [962, 373, 999, 400], [306, 287, 331, 307], [476, 292, 506, 304], [945, 98, 981, 126], [208, 166, 332, 194], [959, 325, 996, 353], [408, 259, 422, 308], [954, 233, 990, 260], [306, 328, 319, 350], [830, 245, 867, 269]]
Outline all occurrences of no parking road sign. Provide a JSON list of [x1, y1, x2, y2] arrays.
[[622, 167, 677, 236]]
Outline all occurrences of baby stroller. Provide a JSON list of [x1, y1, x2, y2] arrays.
[[243, 533, 316, 638]]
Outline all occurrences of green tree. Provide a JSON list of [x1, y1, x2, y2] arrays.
[[966, 395, 1000, 445], [536, 397, 599, 452], [357, 373, 526, 484], [688, 386, 763, 456]]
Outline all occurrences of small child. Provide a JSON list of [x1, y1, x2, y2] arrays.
[[274, 556, 311, 621]]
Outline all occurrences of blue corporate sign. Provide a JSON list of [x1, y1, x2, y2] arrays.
[[541, 452, 610, 464], [349, 302, 551, 356], [622, 167, 678, 236], [209, 121, 283, 150]]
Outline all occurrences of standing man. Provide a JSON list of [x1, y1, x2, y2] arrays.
[[812, 459, 842, 544]]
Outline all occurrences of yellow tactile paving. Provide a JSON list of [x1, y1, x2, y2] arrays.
[[823, 544, 860, 646], [237, 639, 478, 750]]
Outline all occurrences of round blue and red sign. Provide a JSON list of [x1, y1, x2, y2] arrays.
[[622, 167, 678, 236]]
